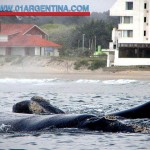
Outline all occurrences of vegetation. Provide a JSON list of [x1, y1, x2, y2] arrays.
[[74, 59, 89, 70], [40, 18, 118, 57], [88, 59, 106, 70], [0, 11, 119, 70], [1, 12, 119, 56], [74, 56, 107, 70], [40, 24, 75, 55], [71, 20, 114, 50]]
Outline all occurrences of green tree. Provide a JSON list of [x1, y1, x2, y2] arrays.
[[70, 20, 114, 56]]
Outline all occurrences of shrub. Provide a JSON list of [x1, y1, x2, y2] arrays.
[[74, 57, 106, 70], [74, 60, 89, 70], [88, 59, 106, 70]]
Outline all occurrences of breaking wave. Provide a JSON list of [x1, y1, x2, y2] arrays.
[[75, 79, 100, 83], [0, 78, 58, 84], [102, 79, 137, 85], [0, 124, 11, 133], [0, 78, 139, 85], [75, 79, 138, 85]]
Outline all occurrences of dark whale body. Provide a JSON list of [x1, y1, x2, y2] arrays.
[[111, 101, 150, 119], [13, 97, 150, 119], [13, 96, 65, 114], [0, 97, 149, 133], [0, 113, 139, 133]]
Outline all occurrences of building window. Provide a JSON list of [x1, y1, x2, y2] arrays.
[[123, 30, 133, 37], [144, 3, 147, 9], [144, 17, 147, 23], [120, 17, 123, 23], [124, 16, 133, 23], [113, 44, 116, 49], [144, 30, 146, 36], [126, 2, 133, 10]]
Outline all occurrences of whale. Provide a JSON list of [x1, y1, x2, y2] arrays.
[[0, 113, 147, 133], [12, 96, 65, 114], [111, 101, 150, 119], [13, 96, 150, 119], [0, 96, 149, 133]]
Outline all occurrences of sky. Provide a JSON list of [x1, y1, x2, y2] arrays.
[[1, 0, 117, 12]]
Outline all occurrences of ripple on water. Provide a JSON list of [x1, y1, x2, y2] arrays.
[[0, 80, 150, 150]]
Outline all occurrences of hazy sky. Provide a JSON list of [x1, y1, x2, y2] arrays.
[[1, 0, 117, 12]]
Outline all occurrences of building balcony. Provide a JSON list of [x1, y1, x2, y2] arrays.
[[118, 37, 150, 44], [118, 37, 134, 44]]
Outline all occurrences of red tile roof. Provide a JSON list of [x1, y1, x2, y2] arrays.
[[0, 24, 61, 48], [0, 24, 34, 35], [0, 35, 61, 47]]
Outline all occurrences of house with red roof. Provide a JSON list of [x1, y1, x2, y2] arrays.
[[0, 23, 61, 56]]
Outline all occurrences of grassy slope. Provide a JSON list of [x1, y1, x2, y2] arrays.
[[40, 24, 76, 52], [40, 24, 75, 39]]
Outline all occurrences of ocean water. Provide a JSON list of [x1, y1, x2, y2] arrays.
[[0, 78, 149, 150]]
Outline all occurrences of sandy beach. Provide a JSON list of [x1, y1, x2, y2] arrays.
[[0, 56, 149, 80], [0, 66, 150, 80]]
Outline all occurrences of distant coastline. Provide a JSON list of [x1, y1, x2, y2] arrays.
[[0, 56, 149, 80]]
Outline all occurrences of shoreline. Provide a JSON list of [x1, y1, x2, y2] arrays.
[[0, 70, 150, 80], [0, 56, 149, 80]]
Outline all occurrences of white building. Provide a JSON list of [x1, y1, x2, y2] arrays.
[[105, 0, 150, 67]]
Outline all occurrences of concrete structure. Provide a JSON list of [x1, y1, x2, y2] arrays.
[[0, 24, 61, 57], [104, 0, 150, 67]]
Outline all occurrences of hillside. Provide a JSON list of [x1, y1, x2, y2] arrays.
[[0, 11, 119, 25]]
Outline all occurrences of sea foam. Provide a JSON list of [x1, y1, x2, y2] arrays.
[[0, 78, 58, 84], [75, 79, 100, 83], [0, 124, 11, 132], [102, 79, 137, 85]]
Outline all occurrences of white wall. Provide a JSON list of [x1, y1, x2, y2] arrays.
[[109, 0, 150, 67], [0, 47, 6, 55], [110, 0, 150, 44], [110, 0, 133, 16], [0, 46, 59, 56], [49, 49, 59, 57], [41, 48, 45, 56], [115, 58, 150, 66], [11, 47, 35, 56], [11, 47, 25, 56], [35, 47, 45, 56], [27, 48, 35, 56], [53, 49, 59, 57], [0, 35, 8, 42], [35, 47, 41, 55]]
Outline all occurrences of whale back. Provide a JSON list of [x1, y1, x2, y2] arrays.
[[1, 114, 148, 133], [13, 96, 65, 114], [0, 114, 95, 132], [12, 100, 31, 114], [111, 101, 150, 119], [31, 96, 65, 114]]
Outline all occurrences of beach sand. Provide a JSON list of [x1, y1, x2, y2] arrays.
[[0, 56, 149, 80], [0, 66, 150, 80]]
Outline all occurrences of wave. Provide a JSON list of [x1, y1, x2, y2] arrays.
[[0, 78, 138, 85], [0, 78, 101, 84], [0, 124, 11, 132], [0, 78, 58, 84], [102, 79, 137, 85], [75, 79, 137, 85], [75, 79, 100, 83]]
